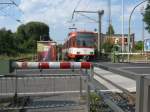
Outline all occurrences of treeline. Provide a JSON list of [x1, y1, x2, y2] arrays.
[[0, 21, 50, 56]]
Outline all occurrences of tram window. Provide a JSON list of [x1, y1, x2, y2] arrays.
[[83, 41, 86, 46], [69, 40, 72, 47], [72, 39, 75, 46], [77, 40, 80, 46]]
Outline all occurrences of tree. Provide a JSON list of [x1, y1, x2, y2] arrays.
[[106, 24, 115, 35], [0, 28, 16, 55], [16, 21, 50, 53], [144, 0, 150, 33], [134, 41, 143, 51], [102, 38, 113, 53]]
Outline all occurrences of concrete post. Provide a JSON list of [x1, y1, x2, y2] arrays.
[[136, 76, 144, 112], [143, 77, 150, 112]]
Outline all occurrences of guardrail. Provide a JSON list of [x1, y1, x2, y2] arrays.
[[0, 61, 93, 112]]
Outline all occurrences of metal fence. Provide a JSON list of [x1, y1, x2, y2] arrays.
[[0, 62, 93, 112]]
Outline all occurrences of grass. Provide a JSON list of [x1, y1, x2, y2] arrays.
[[122, 54, 150, 61], [130, 55, 148, 60], [0, 53, 36, 60]]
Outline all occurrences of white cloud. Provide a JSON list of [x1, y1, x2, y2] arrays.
[[19, 0, 111, 25], [0, 0, 144, 41], [18, 0, 126, 40], [0, 16, 5, 20]]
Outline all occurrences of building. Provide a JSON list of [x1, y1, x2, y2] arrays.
[[102, 33, 135, 52], [37, 41, 57, 61]]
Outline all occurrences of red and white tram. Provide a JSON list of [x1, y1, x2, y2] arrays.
[[62, 31, 97, 61]]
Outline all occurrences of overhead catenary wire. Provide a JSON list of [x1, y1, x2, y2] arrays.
[[74, 0, 83, 12], [0, 1, 23, 23], [9, 0, 24, 14], [71, 0, 83, 20], [0, 4, 11, 11], [0, 9, 22, 23], [76, 13, 98, 23]]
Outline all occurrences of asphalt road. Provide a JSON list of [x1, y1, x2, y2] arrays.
[[94, 62, 150, 75]]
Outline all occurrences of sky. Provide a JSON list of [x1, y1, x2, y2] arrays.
[[0, 0, 150, 44]]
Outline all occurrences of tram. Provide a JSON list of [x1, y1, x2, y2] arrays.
[[62, 31, 97, 61]]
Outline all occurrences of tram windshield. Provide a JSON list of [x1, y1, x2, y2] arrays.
[[77, 33, 96, 47]]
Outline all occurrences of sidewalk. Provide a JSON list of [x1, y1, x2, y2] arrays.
[[94, 67, 136, 93]]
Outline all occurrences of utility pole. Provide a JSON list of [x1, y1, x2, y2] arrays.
[[98, 11, 104, 56], [122, 0, 124, 53], [108, 0, 112, 26], [108, 0, 112, 39], [72, 10, 104, 57]]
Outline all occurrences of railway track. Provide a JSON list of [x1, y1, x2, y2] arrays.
[[92, 67, 136, 112], [94, 72, 135, 102]]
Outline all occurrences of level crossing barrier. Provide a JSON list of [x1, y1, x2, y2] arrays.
[[12, 61, 92, 69], [0, 61, 93, 112]]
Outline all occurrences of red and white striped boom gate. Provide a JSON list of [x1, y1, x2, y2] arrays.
[[12, 62, 93, 69]]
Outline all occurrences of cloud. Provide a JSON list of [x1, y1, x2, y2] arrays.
[[19, 0, 110, 24], [18, 0, 125, 41], [0, 16, 5, 20], [0, 0, 146, 41]]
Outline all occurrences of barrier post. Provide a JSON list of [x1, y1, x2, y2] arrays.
[[136, 76, 144, 112], [87, 66, 94, 112], [86, 73, 90, 112], [14, 69, 18, 105]]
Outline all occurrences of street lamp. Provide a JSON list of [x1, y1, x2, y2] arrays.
[[128, 0, 148, 62], [140, 6, 145, 53]]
